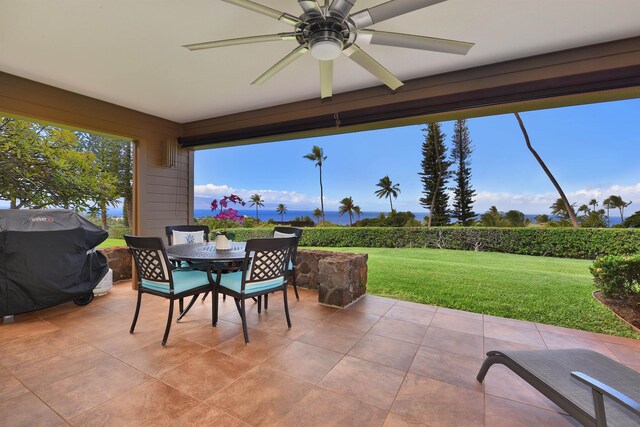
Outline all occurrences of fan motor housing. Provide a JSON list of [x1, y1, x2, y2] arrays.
[[309, 28, 344, 49], [301, 16, 350, 47]]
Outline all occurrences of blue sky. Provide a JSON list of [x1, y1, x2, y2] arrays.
[[195, 98, 640, 215]]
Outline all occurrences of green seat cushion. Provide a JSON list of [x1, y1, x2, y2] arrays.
[[218, 270, 284, 294], [142, 269, 210, 295]]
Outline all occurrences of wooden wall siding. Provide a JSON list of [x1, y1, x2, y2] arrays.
[[0, 71, 190, 239], [142, 147, 192, 237], [180, 36, 640, 148]]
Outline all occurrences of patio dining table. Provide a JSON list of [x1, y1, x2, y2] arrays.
[[166, 241, 247, 265], [166, 241, 247, 320]]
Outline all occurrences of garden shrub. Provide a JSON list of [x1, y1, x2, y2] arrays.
[[226, 227, 640, 259], [196, 216, 244, 232], [590, 254, 640, 297], [108, 224, 130, 239], [354, 211, 422, 227]]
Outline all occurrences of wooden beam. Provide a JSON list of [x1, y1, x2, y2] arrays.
[[180, 36, 640, 148]]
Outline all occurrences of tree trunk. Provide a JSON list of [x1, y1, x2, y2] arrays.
[[123, 196, 133, 228], [319, 165, 325, 224], [514, 113, 579, 228], [256, 206, 259, 220], [101, 204, 108, 230], [619, 207, 624, 223], [389, 197, 393, 213], [10, 198, 17, 209], [428, 124, 443, 228]]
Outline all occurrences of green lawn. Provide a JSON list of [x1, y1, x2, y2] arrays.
[[98, 238, 125, 248], [306, 247, 639, 339]]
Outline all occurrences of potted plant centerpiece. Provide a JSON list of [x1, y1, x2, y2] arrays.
[[214, 231, 236, 250]]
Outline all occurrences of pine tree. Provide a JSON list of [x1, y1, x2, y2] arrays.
[[419, 123, 452, 226], [450, 119, 476, 225]]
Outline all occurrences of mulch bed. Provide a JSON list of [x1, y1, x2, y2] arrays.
[[593, 291, 640, 332]]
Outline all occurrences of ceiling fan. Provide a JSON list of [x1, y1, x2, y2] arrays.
[[184, 0, 474, 99]]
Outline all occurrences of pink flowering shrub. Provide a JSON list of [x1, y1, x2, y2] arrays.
[[211, 194, 246, 224]]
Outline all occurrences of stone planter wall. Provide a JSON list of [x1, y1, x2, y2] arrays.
[[99, 246, 132, 282], [295, 249, 368, 307]]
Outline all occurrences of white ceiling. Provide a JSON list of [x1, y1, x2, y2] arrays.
[[1, 0, 639, 123]]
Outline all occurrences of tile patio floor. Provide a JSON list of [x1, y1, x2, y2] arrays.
[[1, 282, 639, 426]]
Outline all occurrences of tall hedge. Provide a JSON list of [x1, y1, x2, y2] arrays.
[[224, 227, 640, 260]]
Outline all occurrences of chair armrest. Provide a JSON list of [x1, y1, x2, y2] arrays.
[[571, 371, 640, 419]]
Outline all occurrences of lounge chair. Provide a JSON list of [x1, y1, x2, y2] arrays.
[[477, 349, 640, 427]]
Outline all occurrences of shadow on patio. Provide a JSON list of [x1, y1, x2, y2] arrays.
[[1, 283, 639, 426]]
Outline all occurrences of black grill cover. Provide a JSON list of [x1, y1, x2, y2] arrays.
[[0, 209, 109, 316]]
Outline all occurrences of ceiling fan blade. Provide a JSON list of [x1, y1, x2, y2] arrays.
[[320, 60, 333, 99], [350, 0, 446, 29], [298, 0, 324, 17], [223, 0, 301, 26], [327, 0, 356, 20], [343, 44, 403, 90], [184, 33, 298, 51], [357, 30, 474, 55], [252, 45, 309, 85]]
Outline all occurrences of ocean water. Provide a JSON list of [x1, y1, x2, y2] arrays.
[[193, 209, 403, 225], [105, 206, 622, 226]]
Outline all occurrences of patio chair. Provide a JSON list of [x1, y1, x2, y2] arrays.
[[125, 235, 214, 346], [165, 224, 210, 245], [477, 349, 640, 427], [256, 226, 303, 312], [272, 226, 303, 301], [212, 237, 296, 344], [165, 225, 211, 312]]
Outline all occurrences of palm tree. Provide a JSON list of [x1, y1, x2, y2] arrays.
[[353, 205, 362, 221], [608, 195, 632, 222], [374, 175, 401, 212], [249, 193, 264, 220], [504, 210, 530, 227], [550, 198, 576, 219], [603, 197, 614, 227], [514, 113, 578, 227], [312, 207, 322, 223], [577, 204, 590, 216], [589, 199, 598, 211], [479, 206, 505, 227], [303, 146, 327, 223], [276, 203, 287, 222], [338, 196, 356, 226]]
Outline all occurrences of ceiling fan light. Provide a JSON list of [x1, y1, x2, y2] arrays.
[[310, 39, 343, 60]]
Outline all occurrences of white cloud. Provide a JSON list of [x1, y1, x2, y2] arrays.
[[474, 182, 640, 214], [193, 183, 336, 209]]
